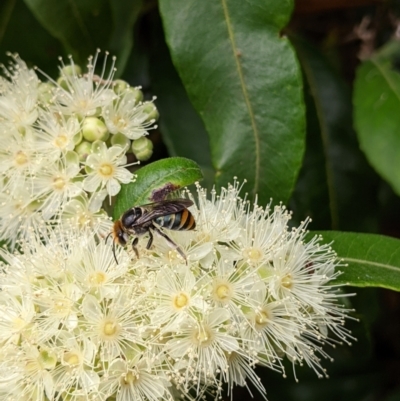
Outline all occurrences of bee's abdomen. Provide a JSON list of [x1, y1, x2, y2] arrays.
[[155, 209, 196, 231]]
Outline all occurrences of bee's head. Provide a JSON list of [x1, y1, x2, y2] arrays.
[[112, 220, 129, 246]]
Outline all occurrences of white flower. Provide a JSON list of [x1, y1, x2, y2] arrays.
[[0, 343, 57, 401], [83, 141, 133, 196], [0, 291, 36, 345], [0, 181, 45, 247], [166, 309, 240, 391], [35, 111, 81, 157], [52, 331, 100, 397], [51, 51, 116, 117], [61, 194, 112, 238], [103, 357, 171, 401], [103, 92, 157, 140], [34, 157, 83, 220], [81, 291, 148, 362], [231, 202, 292, 267], [148, 266, 206, 331], [70, 236, 128, 299], [0, 127, 41, 188], [0, 182, 355, 401], [0, 54, 39, 131]]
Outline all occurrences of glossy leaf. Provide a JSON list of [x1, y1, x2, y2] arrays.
[[354, 40, 400, 196], [0, 0, 63, 77], [290, 36, 379, 231], [113, 157, 203, 219], [148, 12, 214, 189], [313, 231, 400, 291], [23, 0, 113, 64], [159, 0, 305, 206], [108, 0, 142, 75]]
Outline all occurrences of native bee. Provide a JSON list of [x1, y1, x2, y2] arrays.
[[110, 198, 195, 263]]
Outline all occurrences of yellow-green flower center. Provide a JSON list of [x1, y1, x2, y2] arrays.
[[194, 327, 214, 347], [215, 283, 231, 301], [64, 352, 80, 367], [53, 298, 72, 315], [12, 316, 27, 331], [53, 176, 67, 190], [101, 318, 121, 339], [173, 292, 189, 309], [99, 163, 114, 178], [54, 134, 69, 149], [14, 151, 28, 166], [255, 310, 269, 327], [122, 371, 139, 385], [88, 271, 107, 286], [281, 273, 293, 289], [243, 247, 263, 262]]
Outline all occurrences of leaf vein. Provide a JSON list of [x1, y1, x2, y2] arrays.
[[342, 257, 400, 272], [220, 0, 260, 194]]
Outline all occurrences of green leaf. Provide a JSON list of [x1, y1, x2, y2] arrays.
[[147, 12, 213, 189], [312, 231, 400, 291], [290, 36, 379, 232], [23, 0, 112, 64], [108, 0, 142, 75], [113, 157, 203, 219], [159, 0, 305, 206], [0, 0, 63, 77], [354, 40, 400, 196]]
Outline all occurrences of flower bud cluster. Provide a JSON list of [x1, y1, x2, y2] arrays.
[[0, 182, 354, 401], [0, 51, 158, 246]]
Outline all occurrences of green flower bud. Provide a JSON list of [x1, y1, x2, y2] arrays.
[[73, 131, 82, 145], [75, 140, 92, 162], [142, 102, 159, 123], [65, 150, 79, 165], [61, 64, 82, 77], [57, 76, 69, 91], [111, 133, 131, 150], [131, 137, 153, 161], [113, 79, 130, 95], [125, 87, 143, 105], [91, 140, 105, 154], [38, 82, 54, 105], [85, 165, 94, 174], [82, 117, 109, 142]]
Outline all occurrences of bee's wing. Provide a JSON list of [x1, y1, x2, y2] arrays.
[[133, 199, 194, 226]]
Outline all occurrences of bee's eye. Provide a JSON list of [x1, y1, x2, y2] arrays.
[[121, 208, 141, 228]]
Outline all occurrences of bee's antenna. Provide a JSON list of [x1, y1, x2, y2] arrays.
[[105, 231, 119, 264]]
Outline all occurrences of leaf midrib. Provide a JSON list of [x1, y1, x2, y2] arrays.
[[371, 57, 400, 104], [220, 0, 260, 195], [342, 257, 400, 272]]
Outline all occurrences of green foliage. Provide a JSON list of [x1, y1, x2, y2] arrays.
[[290, 36, 379, 232], [354, 41, 400, 196], [313, 231, 400, 291], [113, 157, 203, 219], [2, 1, 400, 399], [147, 14, 213, 187], [159, 0, 305, 206], [23, 0, 141, 71]]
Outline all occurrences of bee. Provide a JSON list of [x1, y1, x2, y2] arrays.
[[110, 198, 195, 263]]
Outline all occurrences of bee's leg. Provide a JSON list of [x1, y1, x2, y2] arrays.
[[146, 230, 154, 250], [112, 240, 119, 265], [131, 237, 140, 259], [152, 226, 187, 264]]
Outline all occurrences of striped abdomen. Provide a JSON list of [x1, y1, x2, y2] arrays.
[[154, 209, 196, 231]]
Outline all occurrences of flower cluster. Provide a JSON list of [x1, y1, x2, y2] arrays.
[[0, 182, 354, 401], [0, 51, 158, 246]]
